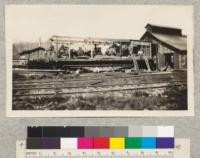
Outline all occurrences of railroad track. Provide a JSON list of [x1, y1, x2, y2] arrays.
[[13, 76, 185, 89], [13, 81, 186, 98], [13, 76, 176, 88], [13, 80, 186, 90], [13, 69, 65, 72], [13, 72, 174, 84], [13, 70, 187, 99]]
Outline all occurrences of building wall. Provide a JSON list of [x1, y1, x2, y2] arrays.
[[157, 52, 165, 69], [157, 43, 175, 69], [22, 50, 57, 61], [13, 59, 28, 67], [142, 36, 165, 69], [182, 54, 187, 69], [174, 53, 179, 69], [29, 50, 46, 60], [177, 53, 187, 69], [174, 53, 187, 69], [142, 35, 187, 70]]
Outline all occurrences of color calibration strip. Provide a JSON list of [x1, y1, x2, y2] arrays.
[[27, 126, 174, 138], [27, 137, 174, 149], [16, 139, 190, 158], [26, 126, 174, 149]]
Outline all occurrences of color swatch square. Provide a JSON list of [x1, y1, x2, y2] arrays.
[[93, 137, 109, 149], [125, 137, 141, 149], [156, 138, 174, 148], [85, 126, 101, 137], [142, 126, 157, 137], [43, 126, 67, 137], [112, 127, 128, 137], [42, 138, 60, 149], [26, 138, 42, 149], [157, 126, 174, 137], [99, 127, 114, 137], [60, 138, 77, 149], [27, 127, 42, 137], [66, 127, 85, 137], [78, 138, 93, 149], [141, 138, 156, 149], [109, 138, 125, 149], [129, 126, 142, 137]]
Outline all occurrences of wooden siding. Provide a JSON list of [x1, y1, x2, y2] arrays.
[[142, 34, 187, 70], [20, 50, 57, 61]]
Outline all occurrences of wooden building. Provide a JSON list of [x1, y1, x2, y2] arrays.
[[19, 47, 46, 60], [19, 46, 57, 61], [141, 24, 187, 70]]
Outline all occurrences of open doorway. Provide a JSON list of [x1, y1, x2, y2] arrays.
[[165, 54, 174, 68], [151, 44, 158, 56]]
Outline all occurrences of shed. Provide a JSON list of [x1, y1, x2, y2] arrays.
[[141, 24, 187, 70], [19, 47, 46, 60]]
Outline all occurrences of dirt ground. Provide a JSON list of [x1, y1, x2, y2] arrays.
[[12, 71, 187, 110]]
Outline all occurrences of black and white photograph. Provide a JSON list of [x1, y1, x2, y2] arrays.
[[6, 5, 194, 117]]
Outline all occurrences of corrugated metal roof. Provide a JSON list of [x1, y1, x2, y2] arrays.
[[19, 47, 45, 55], [151, 33, 187, 51], [145, 23, 182, 31], [13, 42, 50, 58]]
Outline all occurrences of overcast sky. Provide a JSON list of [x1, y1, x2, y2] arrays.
[[6, 5, 193, 43]]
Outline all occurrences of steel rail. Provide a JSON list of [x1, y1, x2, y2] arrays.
[[13, 82, 186, 97]]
